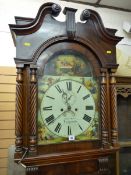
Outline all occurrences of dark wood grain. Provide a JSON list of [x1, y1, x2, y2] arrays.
[[110, 71, 119, 147], [15, 67, 23, 153], [101, 70, 110, 148], [9, 2, 122, 175], [29, 68, 37, 153]]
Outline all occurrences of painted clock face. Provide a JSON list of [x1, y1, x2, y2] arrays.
[[37, 50, 100, 145], [40, 80, 95, 138]]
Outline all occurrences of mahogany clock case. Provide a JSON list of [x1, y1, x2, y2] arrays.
[[9, 2, 123, 175]]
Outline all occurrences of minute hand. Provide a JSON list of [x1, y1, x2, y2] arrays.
[[52, 108, 75, 124], [52, 110, 68, 123]]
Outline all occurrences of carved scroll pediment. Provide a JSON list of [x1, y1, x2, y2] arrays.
[[9, 2, 122, 68]]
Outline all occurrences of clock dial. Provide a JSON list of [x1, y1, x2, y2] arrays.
[[38, 50, 100, 144], [40, 79, 95, 138]]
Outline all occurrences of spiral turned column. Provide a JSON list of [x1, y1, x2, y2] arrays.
[[101, 71, 109, 148], [98, 157, 110, 175], [29, 67, 37, 153], [26, 166, 39, 175], [15, 67, 23, 153], [110, 72, 118, 147]]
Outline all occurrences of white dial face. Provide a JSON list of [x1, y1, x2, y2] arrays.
[[40, 80, 95, 138]]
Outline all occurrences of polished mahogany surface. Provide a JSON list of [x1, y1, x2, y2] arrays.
[[9, 2, 122, 175]]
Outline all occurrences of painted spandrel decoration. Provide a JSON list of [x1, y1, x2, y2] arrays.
[[38, 50, 100, 145]]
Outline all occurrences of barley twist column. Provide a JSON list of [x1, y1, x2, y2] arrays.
[[26, 166, 39, 175], [15, 67, 23, 153], [110, 71, 118, 147], [101, 70, 109, 148], [29, 67, 37, 153], [98, 157, 110, 175]]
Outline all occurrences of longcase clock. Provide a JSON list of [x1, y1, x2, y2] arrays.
[[9, 3, 122, 175]]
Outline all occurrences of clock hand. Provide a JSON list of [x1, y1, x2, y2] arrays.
[[62, 90, 68, 104], [52, 110, 69, 123], [68, 110, 75, 116], [62, 91, 71, 106], [62, 91, 75, 115], [62, 91, 73, 110], [65, 103, 75, 116], [49, 108, 75, 125], [62, 91, 73, 106], [67, 95, 72, 101]]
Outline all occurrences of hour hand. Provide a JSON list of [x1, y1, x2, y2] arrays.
[[68, 95, 72, 101], [62, 90, 68, 104], [52, 110, 68, 123]]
